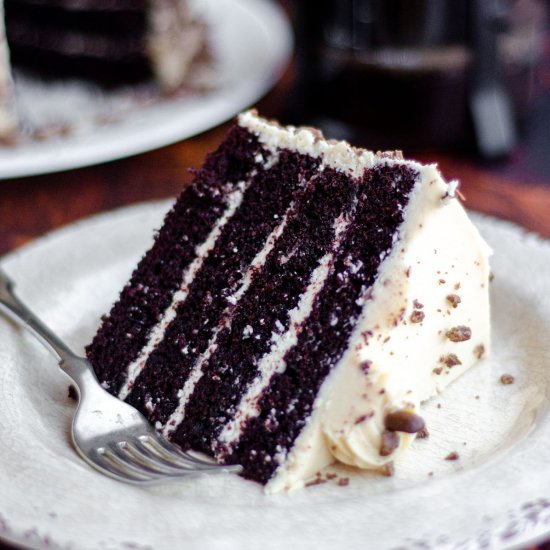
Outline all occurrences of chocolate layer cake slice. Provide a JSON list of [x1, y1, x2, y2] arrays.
[[87, 111, 491, 493]]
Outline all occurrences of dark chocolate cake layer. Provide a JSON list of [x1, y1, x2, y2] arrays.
[[5, 0, 150, 83], [171, 167, 360, 454], [2, 0, 205, 89], [87, 126, 261, 393], [124, 149, 321, 423], [224, 164, 418, 483]]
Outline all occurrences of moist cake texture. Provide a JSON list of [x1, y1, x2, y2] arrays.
[[87, 111, 491, 492]]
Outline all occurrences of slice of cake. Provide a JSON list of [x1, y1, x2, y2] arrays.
[[86, 111, 491, 493], [0, 0, 207, 140]]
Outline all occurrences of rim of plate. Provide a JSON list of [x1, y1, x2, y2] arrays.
[[0, 0, 292, 180], [2, 204, 550, 550]]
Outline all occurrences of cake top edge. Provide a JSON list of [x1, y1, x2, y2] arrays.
[[238, 110, 434, 177]]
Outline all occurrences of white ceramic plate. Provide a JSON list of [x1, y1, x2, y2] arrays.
[[0, 0, 292, 180], [1, 203, 550, 550]]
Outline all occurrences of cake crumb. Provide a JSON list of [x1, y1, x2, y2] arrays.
[[446, 294, 461, 308], [305, 472, 326, 487], [474, 344, 485, 359], [381, 462, 395, 477], [432, 366, 443, 375], [428, 471, 434, 477], [337, 477, 350, 486], [500, 374, 515, 385], [445, 451, 460, 461], [359, 360, 372, 374], [413, 299, 424, 309], [446, 326, 471, 342], [379, 430, 399, 456], [355, 412, 374, 424], [416, 427, 429, 439], [440, 353, 462, 368], [305, 477, 327, 488], [410, 310, 425, 323], [325, 472, 337, 480]]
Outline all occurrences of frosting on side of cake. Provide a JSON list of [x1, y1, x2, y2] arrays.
[[266, 163, 491, 493]]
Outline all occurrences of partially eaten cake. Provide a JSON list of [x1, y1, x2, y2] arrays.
[[87, 111, 491, 493]]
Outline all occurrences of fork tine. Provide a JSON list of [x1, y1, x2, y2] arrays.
[[143, 434, 228, 466], [104, 443, 168, 479], [140, 436, 240, 473], [144, 435, 214, 465], [124, 440, 201, 474], [90, 448, 151, 483]]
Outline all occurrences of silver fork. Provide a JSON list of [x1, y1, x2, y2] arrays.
[[0, 267, 241, 484]]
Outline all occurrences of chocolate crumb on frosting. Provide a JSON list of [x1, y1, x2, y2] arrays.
[[410, 310, 425, 323], [359, 360, 372, 374], [355, 412, 374, 424], [445, 451, 460, 461], [416, 427, 429, 439], [433, 366, 443, 375], [440, 353, 462, 368], [446, 325, 471, 342], [385, 409, 426, 433], [382, 462, 395, 477], [474, 344, 485, 359], [305, 476, 327, 488], [413, 299, 424, 309], [446, 294, 461, 308], [500, 374, 515, 385], [338, 477, 350, 486], [379, 430, 399, 456]]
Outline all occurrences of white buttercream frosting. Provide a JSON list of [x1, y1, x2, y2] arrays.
[[265, 162, 491, 493], [236, 111, 490, 493]]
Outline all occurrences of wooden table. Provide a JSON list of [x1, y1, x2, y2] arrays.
[[1, 73, 550, 550]]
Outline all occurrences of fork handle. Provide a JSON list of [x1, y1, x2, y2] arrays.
[[0, 267, 80, 367]]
